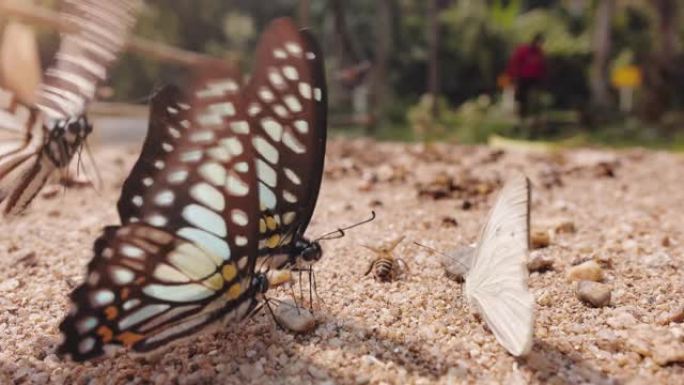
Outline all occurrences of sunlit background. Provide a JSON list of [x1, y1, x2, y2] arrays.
[[2, 0, 683, 147]]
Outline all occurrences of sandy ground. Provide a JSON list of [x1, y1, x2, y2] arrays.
[[0, 139, 683, 384]]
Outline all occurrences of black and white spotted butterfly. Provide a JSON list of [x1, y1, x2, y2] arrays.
[[59, 79, 267, 361], [59, 17, 329, 361], [0, 0, 139, 215]]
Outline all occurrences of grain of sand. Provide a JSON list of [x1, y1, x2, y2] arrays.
[[0, 139, 682, 384]]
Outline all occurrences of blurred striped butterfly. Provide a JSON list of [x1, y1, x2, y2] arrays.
[[464, 173, 534, 357], [0, 0, 140, 215]]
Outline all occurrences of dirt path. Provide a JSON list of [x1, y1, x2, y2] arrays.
[[0, 139, 682, 384]]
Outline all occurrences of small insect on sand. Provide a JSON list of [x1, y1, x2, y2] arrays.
[[363, 235, 409, 282]]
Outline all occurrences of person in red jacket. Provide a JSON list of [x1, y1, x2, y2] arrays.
[[507, 33, 547, 120]]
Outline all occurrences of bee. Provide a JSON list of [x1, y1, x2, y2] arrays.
[[363, 236, 409, 282]]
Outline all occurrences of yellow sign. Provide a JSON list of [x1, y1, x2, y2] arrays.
[[611, 65, 642, 88]]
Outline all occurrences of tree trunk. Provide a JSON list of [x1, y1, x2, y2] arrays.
[[298, 0, 311, 27], [640, 0, 680, 122], [330, 0, 360, 65], [589, 0, 614, 110], [427, 0, 440, 119], [369, 0, 393, 132]]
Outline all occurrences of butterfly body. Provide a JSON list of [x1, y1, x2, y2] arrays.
[[43, 115, 92, 167]]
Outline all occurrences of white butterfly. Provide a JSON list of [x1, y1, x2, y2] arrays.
[[463, 173, 534, 357]]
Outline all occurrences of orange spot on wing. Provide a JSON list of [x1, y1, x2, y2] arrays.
[[222, 264, 237, 281], [117, 331, 144, 347], [120, 287, 130, 300], [226, 283, 242, 299], [104, 306, 118, 320], [97, 326, 113, 343], [265, 234, 281, 248]]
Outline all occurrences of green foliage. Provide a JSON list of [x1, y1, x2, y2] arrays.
[[512, 9, 591, 55]]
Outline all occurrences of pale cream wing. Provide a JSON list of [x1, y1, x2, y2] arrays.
[[464, 173, 534, 357]]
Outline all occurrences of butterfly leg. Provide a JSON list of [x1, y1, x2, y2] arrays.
[[311, 268, 325, 307]]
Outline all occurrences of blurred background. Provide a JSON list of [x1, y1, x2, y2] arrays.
[[1, 0, 684, 148]]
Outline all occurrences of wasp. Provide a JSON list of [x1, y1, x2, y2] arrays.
[[363, 236, 409, 282]]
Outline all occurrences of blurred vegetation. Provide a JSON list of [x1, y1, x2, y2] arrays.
[[4, 0, 684, 148]]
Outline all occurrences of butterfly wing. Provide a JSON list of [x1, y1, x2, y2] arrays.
[[0, 88, 47, 208], [242, 18, 327, 254], [36, 0, 141, 119], [60, 76, 261, 361], [464, 174, 534, 357], [116, 85, 191, 223]]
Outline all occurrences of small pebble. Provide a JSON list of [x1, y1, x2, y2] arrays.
[[266, 270, 292, 287], [656, 305, 684, 325], [575, 280, 611, 307], [527, 253, 554, 273], [441, 246, 474, 282], [274, 300, 317, 333], [554, 220, 576, 234], [606, 310, 638, 329], [530, 230, 550, 249], [661, 236, 671, 247], [0, 278, 20, 292], [652, 342, 684, 366], [566, 260, 603, 282], [625, 326, 684, 366]]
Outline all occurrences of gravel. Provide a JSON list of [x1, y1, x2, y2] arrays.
[[0, 139, 682, 384]]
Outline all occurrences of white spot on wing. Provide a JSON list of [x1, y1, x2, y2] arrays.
[[231, 209, 249, 226], [261, 119, 283, 142], [259, 182, 277, 209], [256, 159, 277, 188], [283, 132, 306, 154], [182, 204, 227, 237], [167, 169, 189, 184], [282, 66, 299, 81], [110, 266, 135, 285], [220, 137, 243, 156], [284, 95, 303, 112], [154, 190, 175, 207], [284, 168, 302, 185], [294, 120, 309, 134], [226, 175, 249, 196], [252, 136, 279, 164], [178, 227, 231, 261], [118, 304, 170, 330], [190, 183, 225, 211], [121, 245, 144, 259], [90, 289, 114, 307], [286, 42, 303, 56], [143, 283, 214, 302], [199, 162, 226, 186], [230, 121, 250, 134]]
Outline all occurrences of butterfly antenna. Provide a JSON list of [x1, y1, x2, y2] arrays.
[[314, 210, 376, 242], [412, 241, 471, 271]]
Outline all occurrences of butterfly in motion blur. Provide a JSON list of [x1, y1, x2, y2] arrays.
[[463, 173, 534, 357], [0, 0, 139, 215], [59, 17, 328, 361]]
